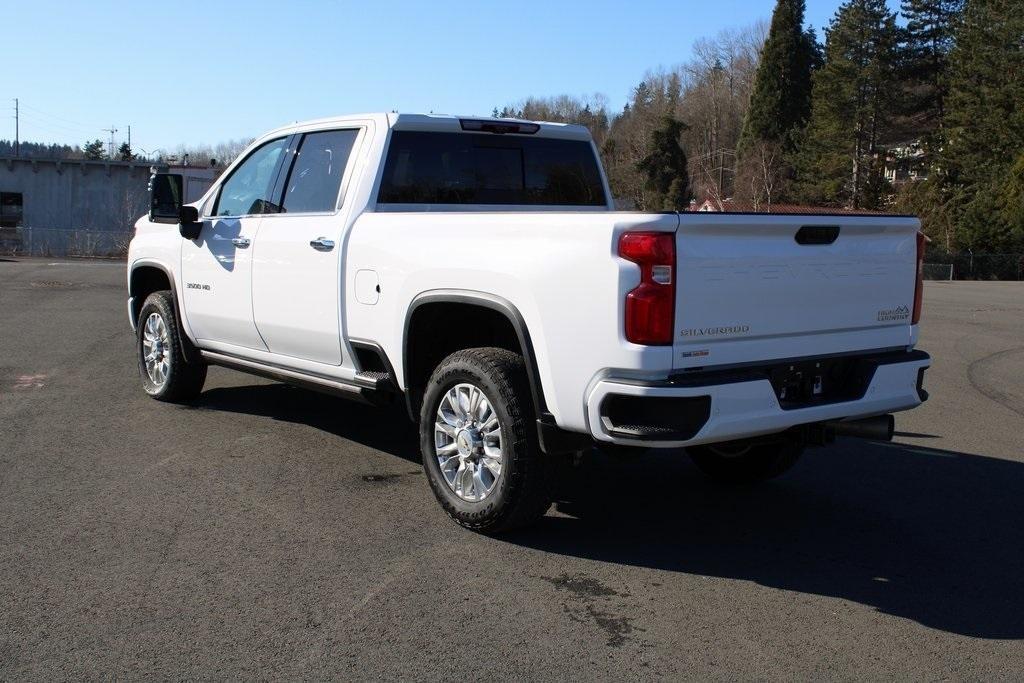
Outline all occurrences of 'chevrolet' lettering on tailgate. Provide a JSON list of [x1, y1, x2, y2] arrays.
[[699, 260, 892, 281]]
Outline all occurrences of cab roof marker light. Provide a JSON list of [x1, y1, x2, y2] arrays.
[[459, 119, 541, 135]]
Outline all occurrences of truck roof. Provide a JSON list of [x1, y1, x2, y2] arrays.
[[262, 113, 593, 141]]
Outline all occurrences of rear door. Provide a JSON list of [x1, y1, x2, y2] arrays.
[[673, 213, 920, 370], [251, 128, 362, 366]]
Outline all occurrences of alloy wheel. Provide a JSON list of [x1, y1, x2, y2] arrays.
[[434, 382, 503, 502]]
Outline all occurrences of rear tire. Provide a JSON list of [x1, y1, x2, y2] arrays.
[[136, 290, 207, 402], [419, 347, 551, 533], [687, 439, 803, 483]]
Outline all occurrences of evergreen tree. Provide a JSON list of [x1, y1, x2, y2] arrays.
[[633, 81, 656, 111], [737, 0, 820, 155], [637, 116, 691, 211], [117, 142, 134, 161], [796, 0, 899, 209], [899, 0, 963, 137], [83, 139, 106, 160], [941, 0, 1024, 250]]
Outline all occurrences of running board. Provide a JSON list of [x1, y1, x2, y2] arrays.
[[353, 370, 395, 392], [200, 351, 394, 406]]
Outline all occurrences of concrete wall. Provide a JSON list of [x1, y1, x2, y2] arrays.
[[0, 156, 155, 233], [0, 159, 220, 229], [0, 157, 220, 256]]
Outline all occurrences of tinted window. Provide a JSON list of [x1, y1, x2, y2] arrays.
[[281, 129, 359, 213], [214, 138, 288, 216], [378, 131, 606, 206]]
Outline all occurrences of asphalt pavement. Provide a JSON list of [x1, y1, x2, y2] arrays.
[[1, 257, 1022, 679]]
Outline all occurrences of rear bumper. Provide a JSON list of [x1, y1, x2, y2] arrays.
[[586, 349, 930, 448]]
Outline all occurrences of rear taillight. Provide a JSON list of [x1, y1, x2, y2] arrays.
[[912, 231, 925, 324], [619, 232, 675, 345]]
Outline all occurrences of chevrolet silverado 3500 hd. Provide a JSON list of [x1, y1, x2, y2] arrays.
[[128, 113, 930, 532]]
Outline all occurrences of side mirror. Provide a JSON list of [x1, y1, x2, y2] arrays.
[[149, 173, 203, 239], [149, 173, 184, 224], [179, 206, 202, 240]]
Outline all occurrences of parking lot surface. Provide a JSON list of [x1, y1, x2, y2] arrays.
[[1, 258, 1022, 679]]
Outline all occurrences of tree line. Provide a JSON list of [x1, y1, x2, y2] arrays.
[[497, 0, 1022, 253], [0, 139, 142, 162], [0, 137, 252, 169]]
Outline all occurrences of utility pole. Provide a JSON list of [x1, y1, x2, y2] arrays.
[[127, 125, 131, 152], [13, 99, 18, 157], [102, 125, 118, 159]]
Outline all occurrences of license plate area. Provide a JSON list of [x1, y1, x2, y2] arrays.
[[768, 356, 874, 409]]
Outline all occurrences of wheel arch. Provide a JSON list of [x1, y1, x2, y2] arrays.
[[129, 260, 174, 328], [402, 290, 548, 422], [129, 259, 200, 364]]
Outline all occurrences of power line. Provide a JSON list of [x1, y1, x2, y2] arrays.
[[13, 116, 102, 148], [11, 117, 78, 141], [9, 98, 133, 154], [19, 102, 104, 131], [17, 111, 99, 135]]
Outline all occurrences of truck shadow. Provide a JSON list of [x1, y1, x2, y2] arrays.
[[194, 383, 1023, 640], [195, 384, 420, 463], [508, 440, 1024, 641]]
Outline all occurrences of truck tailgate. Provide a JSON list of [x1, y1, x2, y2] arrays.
[[673, 214, 920, 370]]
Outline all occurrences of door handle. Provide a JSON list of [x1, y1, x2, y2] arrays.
[[310, 237, 335, 251], [231, 237, 250, 248]]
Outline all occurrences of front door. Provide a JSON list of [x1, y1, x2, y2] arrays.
[[252, 128, 361, 366], [180, 136, 290, 350]]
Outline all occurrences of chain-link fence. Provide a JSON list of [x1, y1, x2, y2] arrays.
[[924, 250, 1024, 280], [922, 263, 954, 280], [0, 227, 131, 258]]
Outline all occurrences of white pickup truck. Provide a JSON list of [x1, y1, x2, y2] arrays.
[[128, 112, 930, 532]]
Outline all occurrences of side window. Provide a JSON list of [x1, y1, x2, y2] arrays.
[[213, 138, 288, 217], [281, 129, 359, 213], [0, 192, 23, 228]]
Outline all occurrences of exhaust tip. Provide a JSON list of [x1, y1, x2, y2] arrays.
[[826, 415, 895, 442]]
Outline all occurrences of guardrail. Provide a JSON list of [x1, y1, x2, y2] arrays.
[[0, 227, 131, 258]]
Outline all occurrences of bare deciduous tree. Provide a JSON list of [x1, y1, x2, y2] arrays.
[[492, 19, 770, 210], [735, 139, 788, 211]]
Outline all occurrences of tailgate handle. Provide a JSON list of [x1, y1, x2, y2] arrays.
[[795, 226, 840, 245]]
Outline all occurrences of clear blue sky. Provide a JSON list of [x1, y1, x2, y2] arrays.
[[3, 0, 898, 154]]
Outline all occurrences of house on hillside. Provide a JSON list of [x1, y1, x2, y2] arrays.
[[690, 197, 886, 214], [883, 141, 929, 185]]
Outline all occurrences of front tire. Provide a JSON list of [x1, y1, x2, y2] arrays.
[[419, 348, 551, 533], [136, 290, 207, 402], [687, 439, 804, 483]]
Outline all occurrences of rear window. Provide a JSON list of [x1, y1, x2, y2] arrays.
[[281, 129, 359, 213], [377, 131, 606, 207]]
